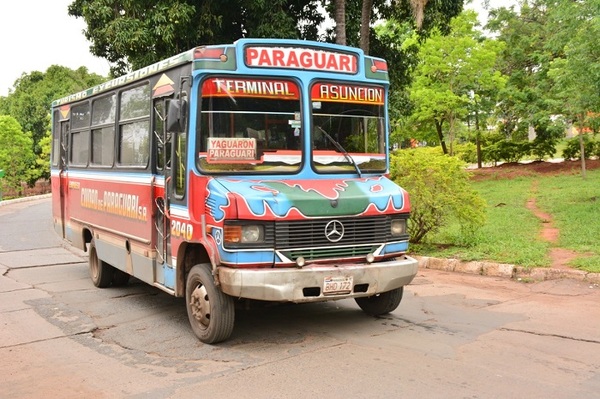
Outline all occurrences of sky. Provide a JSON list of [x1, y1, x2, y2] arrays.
[[0, 0, 513, 98], [0, 0, 110, 97]]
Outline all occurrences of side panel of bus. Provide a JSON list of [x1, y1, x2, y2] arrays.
[[51, 64, 192, 292]]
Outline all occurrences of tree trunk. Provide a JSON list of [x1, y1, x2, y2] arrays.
[[334, 0, 346, 45], [360, 0, 373, 53], [475, 109, 482, 168], [434, 119, 448, 155], [577, 114, 587, 179], [410, 0, 429, 30]]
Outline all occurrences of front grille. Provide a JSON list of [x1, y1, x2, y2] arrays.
[[275, 216, 388, 248], [281, 244, 379, 261]]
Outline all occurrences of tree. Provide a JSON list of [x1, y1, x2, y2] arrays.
[[330, 0, 462, 54], [408, 10, 506, 155], [486, 1, 566, 142], [547, 0, 600, 178], [0, 116, 35, 195], [1, 66, 105, 152], [68, 0, 324, 76], [334, 0, 346, 45], [0, 66, 105, 181]]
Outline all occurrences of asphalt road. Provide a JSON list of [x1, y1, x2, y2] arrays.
[[1, 197, 599, 398]]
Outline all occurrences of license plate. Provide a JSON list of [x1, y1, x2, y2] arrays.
[[323, 275, 353, 295]]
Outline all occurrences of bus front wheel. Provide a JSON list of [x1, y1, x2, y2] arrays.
[[185, 264, 235, 344], [355, 287, 404, 316], [89, 239, 113, 288]]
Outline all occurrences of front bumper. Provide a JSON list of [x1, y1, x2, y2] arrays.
[[217, 255, 418, 302]]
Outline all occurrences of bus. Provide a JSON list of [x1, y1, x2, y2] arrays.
[[50, 38, 418, 343]]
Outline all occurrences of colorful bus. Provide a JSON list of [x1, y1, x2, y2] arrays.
[[51, 39, 418, 343]]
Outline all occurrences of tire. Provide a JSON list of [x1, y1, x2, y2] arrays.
[[355, 287, 404, 316], [89, 239, 113, 288], [185, 264, 235, 344], [112, 269, 130, 287]]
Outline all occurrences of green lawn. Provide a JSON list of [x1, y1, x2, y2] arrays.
[[410, 169, 600, 273]]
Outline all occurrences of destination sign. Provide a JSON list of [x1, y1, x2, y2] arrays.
[[245, 46, 358, 74], [311, 83, 384, 105], [206, 137, 257, 162], [202, 78, 299, 99]]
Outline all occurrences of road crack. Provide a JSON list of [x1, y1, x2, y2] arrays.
[[500, 327, 600, 344]]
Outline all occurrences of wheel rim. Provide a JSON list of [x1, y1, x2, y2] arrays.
[[90, 250, 99, 280], [189, 283, 210, 329]]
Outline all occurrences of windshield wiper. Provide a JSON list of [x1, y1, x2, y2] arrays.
[[315, 126, 362, 177]]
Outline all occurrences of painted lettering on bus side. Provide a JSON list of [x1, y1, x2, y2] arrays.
[[171, 220, 193, 241], [245, 47, 358, 74], [80, 187, 148, 222]]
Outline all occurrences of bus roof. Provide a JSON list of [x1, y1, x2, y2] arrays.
[[52, 39, 388, 107]]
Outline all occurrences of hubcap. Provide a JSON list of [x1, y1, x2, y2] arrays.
[[190, 283, 210, 328], [90, 253, 99, 280]]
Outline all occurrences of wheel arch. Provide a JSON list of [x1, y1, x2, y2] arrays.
[[175, 242, 212, 297], [82, 227, 93, 252]]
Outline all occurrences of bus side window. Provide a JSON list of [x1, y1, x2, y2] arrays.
[[175, 131, 186, 197], [118, 84, 151, 167], [91, 94, 116, 166], [154, 99, 171, 171], [70, 102, 90, 166], [170, 93, 188, 199], [52, 110, 61, 167]]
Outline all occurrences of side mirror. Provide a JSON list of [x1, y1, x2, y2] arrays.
[[166, 98, 188, 132]]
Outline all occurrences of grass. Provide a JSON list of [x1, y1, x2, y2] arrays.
[[410, 169, 600, 273], [535, 171, 600, 273]]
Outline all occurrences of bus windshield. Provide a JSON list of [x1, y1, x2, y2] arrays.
[[197, 77, 302, 173], [311, 82, 386, 174]]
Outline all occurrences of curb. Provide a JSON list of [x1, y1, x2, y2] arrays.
[[414, 255, 600, 284], [0, 193, 52, 207]]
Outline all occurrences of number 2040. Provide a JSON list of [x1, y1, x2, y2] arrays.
[[171, 220, 193, 240]]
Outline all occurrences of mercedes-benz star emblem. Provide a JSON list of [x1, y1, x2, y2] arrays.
[[325, 220, 344, 242]]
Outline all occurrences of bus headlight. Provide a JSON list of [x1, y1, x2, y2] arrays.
[[390, 219, 407, 236], [224, 224, 265, 244], [241, 225, 264, 243]]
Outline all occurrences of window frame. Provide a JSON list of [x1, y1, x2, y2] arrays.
[[90, 93, 117, 167], [68, 101, 91, 167], [195, 75, 304, 175], [116, 83, 151, 168]]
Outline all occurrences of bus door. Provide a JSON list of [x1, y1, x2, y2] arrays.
[[153, 98, 171, 265], [57, 120, 70, 239]]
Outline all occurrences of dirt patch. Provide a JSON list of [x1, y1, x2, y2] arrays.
[[525, 180, 580, 269], [471, 160, 599, 271], [469, 159, 600, 181]]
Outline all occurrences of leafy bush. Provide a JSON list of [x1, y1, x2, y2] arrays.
[[453, 142, 477, 164], [594, 140, 600, 158], [390, 149, 487, 244], [0, 116, 36, 195], [482, 140, 530, 164], [499, 141, 531, 163], [529, 137, 557, 160], [481, 142, 503, 165], [562, 135, 597, 159]]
